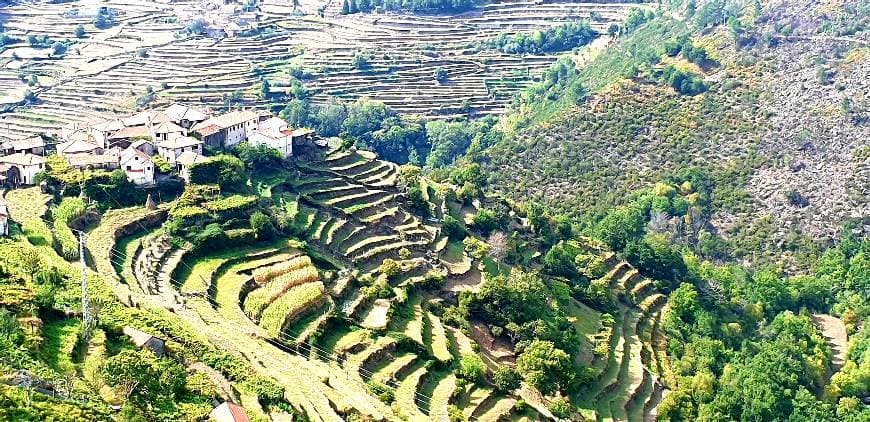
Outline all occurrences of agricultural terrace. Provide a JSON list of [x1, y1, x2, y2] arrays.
[[1, 140, 681, 421], [0, 0, 646, 143]]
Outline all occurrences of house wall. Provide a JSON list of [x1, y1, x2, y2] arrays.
[[90, 129, 108, 149], [223, 119, 257, 147], [11, 163, 43, 185], [123, 157, 155, 186]]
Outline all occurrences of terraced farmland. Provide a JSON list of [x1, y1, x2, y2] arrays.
[[0, 0, 645, 142]]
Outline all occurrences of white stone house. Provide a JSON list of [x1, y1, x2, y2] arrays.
[[152, 121, 186, 142], [164, 104, 209, 130], [89, 119, 126, 149], [176, 150, 210, 183], [157, 136, 203, 164], [0, 153, 45, 185], [193, 110, 258, 148], [1, 137, 45, 155], [120, 148, 155, 186], [57, 139, 103, 156]]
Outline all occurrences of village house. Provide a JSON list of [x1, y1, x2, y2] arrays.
[[157, 136, 204, 164], [163, 104, 209, 130], [57, 139, 102, 156], [1, 136, 45, 156], [152, 121, 186, 142], [176, 150, 209, 183], [193, 110, 258, 148], [248, 116, 293, 157], [66, 151, 120, 171], [120, 147, 155, 186], [122, 326, 166, 357], [129, 139, 157, 156], [88, 119, 126, 149], [210, 402, 250, 422], [0, 153, 45, 186], [107, 125, 152, 149]]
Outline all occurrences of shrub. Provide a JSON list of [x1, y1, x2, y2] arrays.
[[366, 381, 394, 403], [457, 354, 486, 383], [548, 397, 572, 418], [434, 67, 448, 82], [493, 366, 521, 392], [379, 259, 401, 280], [441, 215, 465, 240], [193, 223, 227, 252], [188, 155, 247, 190], [74, 25, 85, 38], [250, 211, 275, 240]]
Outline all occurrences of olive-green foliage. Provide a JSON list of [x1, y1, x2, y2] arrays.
[[515, 339, 575, 395], [188, 155, 247, 190], [456, 354, 486, 383]]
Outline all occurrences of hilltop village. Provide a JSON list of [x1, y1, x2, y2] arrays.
[[0, 104, 317, 188]]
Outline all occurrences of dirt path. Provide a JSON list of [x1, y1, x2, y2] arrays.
[[811, 314, 847, 381]]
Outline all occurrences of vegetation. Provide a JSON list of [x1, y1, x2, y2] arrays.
[[482, 21, 598, 54]]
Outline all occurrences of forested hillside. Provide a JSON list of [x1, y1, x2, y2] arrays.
[[477, 0, 868, 269]]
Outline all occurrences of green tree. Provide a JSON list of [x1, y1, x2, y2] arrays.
[[74, 25, 86, 38], [457, 354, 486, 382], [441, 215, 466, 240], [103, 349, 185, 407], [516, 340, 575, 394], [250, 211, 275, 240], [492, 366, 521, 392]]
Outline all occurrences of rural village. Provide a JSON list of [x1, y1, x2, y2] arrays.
[[0, 0, 866, 422]]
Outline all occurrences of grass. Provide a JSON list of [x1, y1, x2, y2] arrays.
[[577, 310, 624, 409], [394, 364, 429, 422], [427, 312, 452, 364], [390, 293, 424, 345], [113, 230, 150, 288], [566, 299, 603, 365], [428, 372, 457, 421], [40, 318, 81, 375], [442, 240, 465, 263]]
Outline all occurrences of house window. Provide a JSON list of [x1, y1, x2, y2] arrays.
[[126, 165, 131, 170]]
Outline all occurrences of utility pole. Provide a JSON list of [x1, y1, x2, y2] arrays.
[[79, 231, 93, 345]]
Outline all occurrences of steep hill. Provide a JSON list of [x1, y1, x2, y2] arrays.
[[481, 0, 869, 268]]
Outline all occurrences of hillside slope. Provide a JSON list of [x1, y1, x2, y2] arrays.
[[482, 0, 869, 267]]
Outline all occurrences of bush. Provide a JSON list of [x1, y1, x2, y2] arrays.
[[457, 354, 486, 383], [379, 259, 401, 280], [193, 223, 227, 252], [74, 25, 85, 38], [434, 67, 448, 82], [548, 397, 572, 418], [493, 366, 521, 392], [352, 52, 369, 70], [188, 154, 247, 190], [250, 211, 275, 240], [441, 215, 466, 240]]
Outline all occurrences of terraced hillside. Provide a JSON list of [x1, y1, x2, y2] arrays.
[[0, 0, 645, 142]]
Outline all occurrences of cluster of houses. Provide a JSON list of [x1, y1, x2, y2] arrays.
[[0, 103, 314, 188]]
